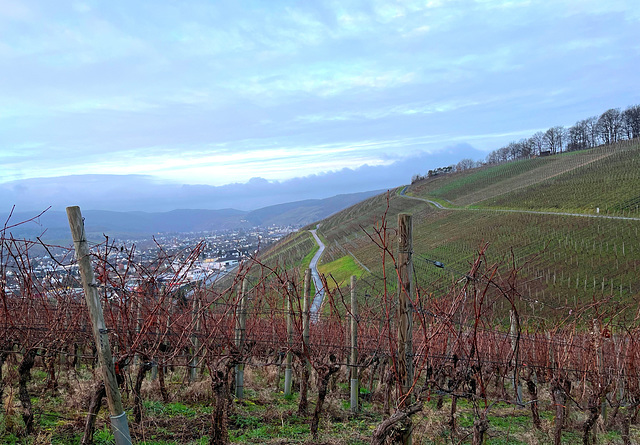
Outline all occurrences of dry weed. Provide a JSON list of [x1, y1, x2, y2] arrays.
[[2, 386, 18, 434], [182, 379, 212, 403]]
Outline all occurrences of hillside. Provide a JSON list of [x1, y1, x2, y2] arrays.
[[245, 190, 384, 227], [2, 190, 381, 241], [271, 139, 640, 323], [408, 139, 640, 213]]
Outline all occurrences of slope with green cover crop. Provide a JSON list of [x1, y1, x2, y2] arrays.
[[478, 141, 640, 216], [408, 141, 634, 209], [294, 140, 640, 323], [260, 229, 316, 270]]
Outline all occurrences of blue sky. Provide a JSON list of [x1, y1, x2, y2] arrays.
[[1, 0, 639, 210]]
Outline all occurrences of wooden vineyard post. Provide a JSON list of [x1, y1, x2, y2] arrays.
[[397, 213, 414, 445], [593, 319, 607, 423], [284, 282, 294, 396], [133, 296, 142, 368], [510, 310, 523, 406], [235, 279, 248, 399], [350, 275, 359, 413], [66, 206, 132, 445], [298, 268, 311, 415], [302, 269, 311, 363], [189, 291, 201, 383]]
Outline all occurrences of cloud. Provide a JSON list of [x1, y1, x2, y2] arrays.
[[0, 144, 486, 213], [1, 0, 639, 194]]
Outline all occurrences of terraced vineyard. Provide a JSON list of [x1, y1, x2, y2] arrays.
[[479, 143, 640, 216], [408, 139, 640, 214], [311, 139, 640, 323]]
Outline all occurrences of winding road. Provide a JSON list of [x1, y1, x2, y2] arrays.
[[308, 228, 326, 319], [398, 185, 640, 221], [299, 184, 637, 321], [399, 185, 445, 209]]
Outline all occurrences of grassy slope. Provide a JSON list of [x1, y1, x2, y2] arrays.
[[263, 140, 640, 321], [479, 144, 640, 214], [260, 230, 316, 270], [318, 255, 364, 290], [410, 143, 632, 209]]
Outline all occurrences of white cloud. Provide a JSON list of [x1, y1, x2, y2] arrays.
[[295, 97, 477, 123], [1, 0, 639, 201], [231, 65, 418, 101]]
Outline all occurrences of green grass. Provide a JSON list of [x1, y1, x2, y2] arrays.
[[144, 400, 201, 418], [318, 254, 364, 290], [486, 437, 528, 445], [137, 439, 209, 445], [487, 413, 530, 430], [231, 421, 310, 443], [300, 244, 319, 270], [425, 156, 556, 203], [94, 425, 114, 445], [318, 201, 638, 321], [260, 231, 316, 269], [4, 362, 640, 444]]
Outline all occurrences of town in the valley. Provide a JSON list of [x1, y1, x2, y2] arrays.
[[2, 225, 295, 297]]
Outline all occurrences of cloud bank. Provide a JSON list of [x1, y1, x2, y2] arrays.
[[1, 143, 484, 213], [1, 0, 638, 189]]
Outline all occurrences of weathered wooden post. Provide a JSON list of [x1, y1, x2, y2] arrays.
[[303, 270, 311, 360], [151, 290, 159, 381], [350, 275, 359, 413], [133, 296, 142, 368], [67, 206, 132, 445], [593, 319, 607, 423], [298, 268, 311, 414], [189, 291, 201, 383], [510, 309, 523, 406], [397, 213, 414, 445], [235, 279, 248, 399], [158, 302, 171, 399], [284, 282, 294, 396]]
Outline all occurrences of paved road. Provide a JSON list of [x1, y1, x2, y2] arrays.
[[399, 186, 445, 209], [309, 228, 326, 319], [398, 185, 640, 221]]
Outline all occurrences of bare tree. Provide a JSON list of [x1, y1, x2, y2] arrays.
[[529, 131, 545, 156], [544, 126, 566, 154], [485, 150, 500, 165], [518, 137, 533, 158], [583, 116, 600, 148], [455, 158, 476, 171], [597, 108, 624, 145], [506, 141, 522, 160], [499, 146, 511, 163], [623, 104, 640, 140], [567, 120, 589, 151]]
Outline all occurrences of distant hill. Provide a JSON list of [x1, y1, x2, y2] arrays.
[[1, 190, 382, 241], [245, 191, 382, 227]]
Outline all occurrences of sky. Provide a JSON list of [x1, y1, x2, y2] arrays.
[[1, 0, 639, 211]]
